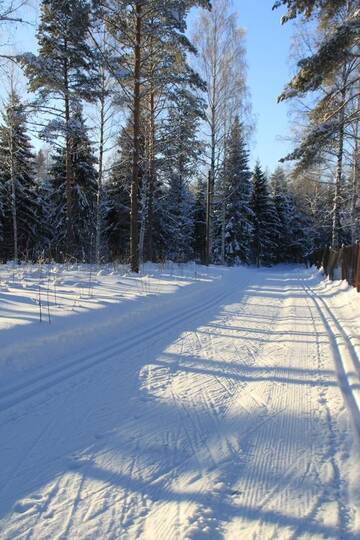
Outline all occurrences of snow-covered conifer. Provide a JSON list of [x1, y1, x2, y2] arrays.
[[222, 117, 253, 265], [160, 88, 204, 262], [21, 0, 98, 252], [48, 106, 98, 260], [0, 92, 40, 262], [250, 163, 280, 266]]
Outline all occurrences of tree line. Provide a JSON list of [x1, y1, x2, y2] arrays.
[[0, 0, 358, 270]]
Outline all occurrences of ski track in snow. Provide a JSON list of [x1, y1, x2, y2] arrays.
[[0, 264, 359, 539]]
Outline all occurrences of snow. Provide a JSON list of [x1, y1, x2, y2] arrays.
[[0, 262, 359, 539]]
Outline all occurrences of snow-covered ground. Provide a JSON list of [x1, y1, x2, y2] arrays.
[[0, 262, 359, 539]]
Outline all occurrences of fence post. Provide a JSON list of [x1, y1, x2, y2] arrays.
[[310, 243, 360, 292]]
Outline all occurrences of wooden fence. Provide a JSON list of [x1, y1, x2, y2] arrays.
[[309, 243, 360, 292]]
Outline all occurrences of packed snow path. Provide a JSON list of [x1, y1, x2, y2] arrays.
[[0, 265, 359, 539]]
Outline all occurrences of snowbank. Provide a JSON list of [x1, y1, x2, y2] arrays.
[[0, 261, 226, 397]]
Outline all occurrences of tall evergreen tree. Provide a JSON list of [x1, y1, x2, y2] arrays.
[[48, 106, 98, 260], [160, 88, 203, 262], [251, 163, 280, 266], [277, 0, 359, 248], [222, 117, 253, 265], [0, 92, 40, 262], [104, 123, 133, 261], [105, 0, 211, 272], [21, 0, 98, 252]]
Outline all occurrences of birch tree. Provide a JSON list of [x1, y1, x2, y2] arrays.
[[193, 0, 252, 262]]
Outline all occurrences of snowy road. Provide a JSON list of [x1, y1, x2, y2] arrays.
[[0, 265, 359, 539]]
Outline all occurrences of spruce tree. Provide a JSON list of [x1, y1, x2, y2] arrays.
[[48, 106, 98, 260], [251, 163, 280, 266], [222, 117, 253, 265], [160, 88, 203, 262], [0, 92, 40, 262], [104, 124, 133, 261]]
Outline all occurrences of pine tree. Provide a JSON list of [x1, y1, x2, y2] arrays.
[[251, 163, 280, 266], [222, 117, 253, 265], [21, 0, 98, 252], [0, 92, 40, 262], [277, 0, 359, 247], [105, 0, 211, 272], [48, 106, 98, 260], [274, 0, 359, 76]]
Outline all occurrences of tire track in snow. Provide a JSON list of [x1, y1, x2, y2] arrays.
[[224, 280, 329, 539], [303, 282, 360, 439], [3, 267, 358, 539], [148, 280, 286, 539], [301, 282, 356, 538]]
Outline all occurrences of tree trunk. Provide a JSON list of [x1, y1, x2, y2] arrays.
[[130, 2, 142, 273], [220, 198, 225, 264], [208, 17, 218, 263], [351, 139, 359, 243], [331, 86, 346, 249], [351, 95, 360, 244], [9, 112, 18, 264], [96, 74, 105, 265], [205, 170, 212, 266], [139, 172, 148, 264], [63, 46, 74, 254], [220, 119, 229, 265], [147, 88, 155, 262], [209, 102, 216, 260]]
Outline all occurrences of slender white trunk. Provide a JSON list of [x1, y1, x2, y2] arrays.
[[220, 198, 225, 263], [351, 138, 359, 243], [96, 78, 105, 265], [331, 81, 346, 248], [351, 94, 360, 243]]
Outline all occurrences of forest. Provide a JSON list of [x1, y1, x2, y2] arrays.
[[0, 0, 359, 272]]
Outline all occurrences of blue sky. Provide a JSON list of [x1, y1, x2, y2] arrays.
[[230, 0, 295, 170], [4, 1, 295, 172]]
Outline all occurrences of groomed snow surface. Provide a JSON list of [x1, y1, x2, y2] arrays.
[[0, 262, 359, 540]]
